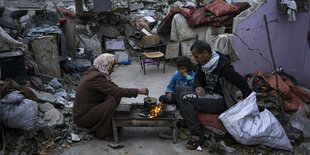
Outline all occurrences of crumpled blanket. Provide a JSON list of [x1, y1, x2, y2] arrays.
[[253, 70, 310, 117]]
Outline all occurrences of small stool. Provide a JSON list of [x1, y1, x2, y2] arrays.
[[139, 51, 165, 75]]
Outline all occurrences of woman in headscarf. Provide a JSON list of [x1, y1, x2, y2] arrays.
[[73, 53, 149, 139]]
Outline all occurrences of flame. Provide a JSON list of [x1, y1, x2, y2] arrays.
[[148, 101, 163, 118]]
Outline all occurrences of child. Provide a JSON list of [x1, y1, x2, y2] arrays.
[[159, 56, 195, 106]]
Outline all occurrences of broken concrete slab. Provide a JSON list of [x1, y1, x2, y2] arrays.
[[130, 3, 144, 11], [30, 88, 57, 103], [43, 108, 64, 127], [31, 35, 61, 81], [39, 102, 55, 113], [105, 39, 125, 51], [100, 24, 120, 38]]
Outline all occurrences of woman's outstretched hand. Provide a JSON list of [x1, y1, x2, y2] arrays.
[[138, 88, 149, 95]]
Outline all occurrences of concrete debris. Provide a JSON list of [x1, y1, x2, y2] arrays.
[[43, 107, 64, 127], [100, 24, 120, 38], [30, 88, 57, 103], [39, 102, 55, 113], [130, 3, 144, 11], [105, 39, 126, 51]]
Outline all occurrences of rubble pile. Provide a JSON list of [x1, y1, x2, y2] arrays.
[[0, 78, 94, 154]]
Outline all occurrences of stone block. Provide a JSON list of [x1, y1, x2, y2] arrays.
[[43, 108, 64, 127], [39, 102, 54, 113], [30, 88, 57, 103], [105, 39, 125, 51]]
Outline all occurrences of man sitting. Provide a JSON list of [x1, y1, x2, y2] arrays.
[[175, 40, 252, 150]]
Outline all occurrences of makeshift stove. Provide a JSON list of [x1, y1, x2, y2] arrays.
[[112, 103, 178, 143]]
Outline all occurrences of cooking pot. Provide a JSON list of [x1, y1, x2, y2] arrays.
[[144, 97, 157, 109]]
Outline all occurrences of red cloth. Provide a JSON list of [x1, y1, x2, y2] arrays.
[[253, 70, 310, 117], [196, 112, 227, 134], [205, 0, 238, 17]]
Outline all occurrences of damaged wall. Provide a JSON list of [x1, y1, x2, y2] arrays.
[[232, 0, 310, 87]]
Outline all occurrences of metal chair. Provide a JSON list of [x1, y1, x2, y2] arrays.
[[139, 51, 165, 75]]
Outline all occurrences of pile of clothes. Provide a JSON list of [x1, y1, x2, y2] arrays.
[[247, 70, 310, 117], [158, 0, 250, 36]]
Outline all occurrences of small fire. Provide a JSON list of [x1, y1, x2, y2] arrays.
[[148, 101, 163, 118]]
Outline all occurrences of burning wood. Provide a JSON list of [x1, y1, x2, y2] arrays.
[[148, 101, 163, 118]]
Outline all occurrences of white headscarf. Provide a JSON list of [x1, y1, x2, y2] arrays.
[[93, 53, 116, 80]]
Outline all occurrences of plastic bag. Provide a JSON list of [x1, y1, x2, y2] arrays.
[[289, 106, 310, 138], [1, 99, 38, 131], [1, 91, 25, 104], [219, 92, 292, 151]]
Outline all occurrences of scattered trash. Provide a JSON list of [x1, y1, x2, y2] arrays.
[[71, 133, 81, 142], [1, 99, 38, 131], [196, 146, 202, 151]]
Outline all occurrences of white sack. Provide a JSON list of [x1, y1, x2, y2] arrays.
[[219, 92, 292, 151]]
